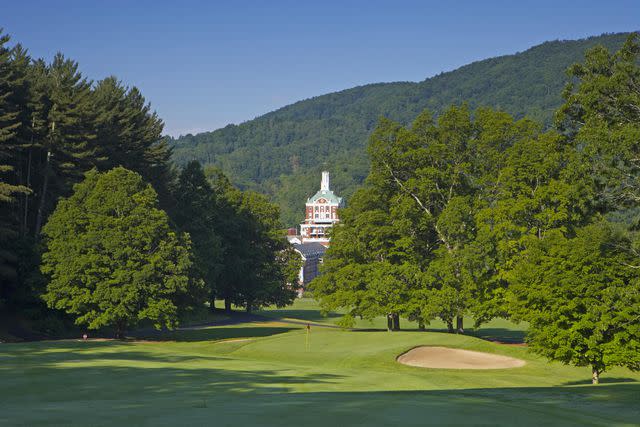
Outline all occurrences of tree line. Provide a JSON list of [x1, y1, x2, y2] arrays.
[[311, 34, 640, 383], [0, 30, 300, 338]]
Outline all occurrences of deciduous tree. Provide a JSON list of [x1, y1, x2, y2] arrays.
[[509, 222, 640, 383], [174, 161, 222, 308], [41, 167, 195, 338]]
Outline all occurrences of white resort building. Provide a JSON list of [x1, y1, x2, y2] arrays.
[[299, 171, 344, 246], [288, 171, 344, 294]]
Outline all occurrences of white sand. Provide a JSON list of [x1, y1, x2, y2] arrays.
[[397, 346, 526, 369]]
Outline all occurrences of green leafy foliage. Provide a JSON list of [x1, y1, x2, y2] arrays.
[[314, 34, 640, 383], [230, 190, 300, 312], [558, 33, 640, 214], [41, 168, 196, 337], [312, 106, 540, 331], [0, 30, 175, 321], [509, 223, 640, 383], [173, 161, 223, 305], [204, 166, 301, 313]]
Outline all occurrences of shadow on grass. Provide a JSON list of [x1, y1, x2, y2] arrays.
[[1, 351, 639, 427], [562, 377, 639, 385], [467, 327, 526, 344], [258, 308, 341, 323], [132, 325, 297, 342], [0, 342, 231, 373], [349, 326, 526, 344]]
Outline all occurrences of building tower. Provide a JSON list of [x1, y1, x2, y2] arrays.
[[299, 171, 344, 246]]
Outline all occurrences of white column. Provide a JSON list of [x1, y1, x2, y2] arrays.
[[321, 171, 330, 191]]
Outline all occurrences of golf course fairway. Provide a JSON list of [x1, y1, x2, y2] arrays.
[[2, 313, 640, 427]]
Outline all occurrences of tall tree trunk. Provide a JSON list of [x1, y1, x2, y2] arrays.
[[592, 367, 600, 385], [456, 316, 464, 334], [418, 320, 426, 331], [21, 122, 35, 236], [224, 298, 232, 313], [209, 297, 216, 312], [392, 313, 400, 331], [115, 321, 126, 340], [34, 149, 51, 238], [21, 147, 32, 236]]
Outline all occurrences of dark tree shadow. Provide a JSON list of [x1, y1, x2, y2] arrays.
[[561, 377, 639, 385], [132, 325, 297, 342], [258, 308, 341, 323], [466, 327, 526, 344], [1, 347, 639, 427], [350, 326, 526, 345]]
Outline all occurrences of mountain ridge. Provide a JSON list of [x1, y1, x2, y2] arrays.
[[169, 32, 634, 226]]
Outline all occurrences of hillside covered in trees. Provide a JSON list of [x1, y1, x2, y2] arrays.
[[170, 32, 632, 226]]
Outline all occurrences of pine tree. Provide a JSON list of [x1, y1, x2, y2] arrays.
[[0, 31, 30, 304], [8, 44, 37, 236], [15, 58, 50, 237], [92, 77, 173, 207], [34, 53, 97, 237], [0, 32, 29, 202], [0, 31, 180, 320]]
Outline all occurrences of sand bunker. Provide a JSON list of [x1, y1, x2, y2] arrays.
[[397, 346, 526, 369]]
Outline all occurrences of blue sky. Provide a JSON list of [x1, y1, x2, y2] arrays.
[[4, 1, 639, 136]]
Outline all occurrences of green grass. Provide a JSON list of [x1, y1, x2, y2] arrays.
[[179, 306, 230, 326], [1, 314, 639, 426], [259, 298, 528, 342]]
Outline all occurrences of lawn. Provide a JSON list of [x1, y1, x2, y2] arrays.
[[259, 298, 528, 342], [1, 308, 639, 426]]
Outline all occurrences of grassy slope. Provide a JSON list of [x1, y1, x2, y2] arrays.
[[1, 304, 639, 426]]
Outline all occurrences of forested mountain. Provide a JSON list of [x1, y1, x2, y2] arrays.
[[169, 32, 632, 226]]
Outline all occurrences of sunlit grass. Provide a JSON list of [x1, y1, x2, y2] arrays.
[[1, 311, 638, 426]]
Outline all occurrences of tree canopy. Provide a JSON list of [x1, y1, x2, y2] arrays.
[[509, 223, 640, 384], [313, 34, 640, 383], [0, 30, 300, 339], [41, 168, 195, 337], [204, 166, 301, 313], [312, 106, 546, 331]]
